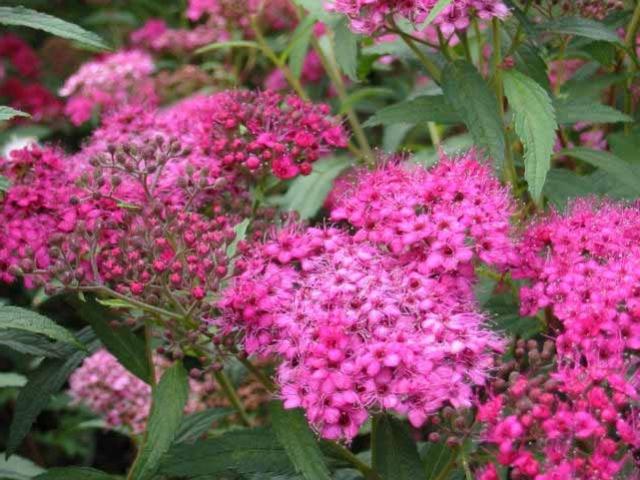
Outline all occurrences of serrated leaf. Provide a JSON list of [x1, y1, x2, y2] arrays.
[[175, 407, 234, 444], [128, 362, 189, 480], [270, 402, 332, 480], [0, 306, 84, 350], [503, 70, 557, 203], [372, 415, 423, 480], [442, 61, 505, 167], [364, 95, 461, 127], [333, 17, 359, 81], [554, 100, 632, 124], [34, 467, 120, 479], [0, 452, 45, 480], [0, 106, 30, 123], [421, 442, 454, 480], [0, 330, 66, 358], [0, 373, 27, 388], [557, 147, 640, 196], [538, 16, 622, 44], [160, 428, 297, 477], [0, 6, 109, 51], [513, 44, 551, 93], [72, 296, 151, 383], [7, 328, 98, 456], [279, 156, 351, 219]]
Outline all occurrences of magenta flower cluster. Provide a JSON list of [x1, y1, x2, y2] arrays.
[[220, 152, 513, 440], [325, 0, 509, 35]]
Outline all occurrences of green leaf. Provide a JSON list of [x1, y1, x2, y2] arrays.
[[421, 442, 455, 480], [364, 95, 461, 127], [340, 87, 395, 114], [372, 415, 423, 480], [160, 427, 296, 477], [128, 362, 189, 480], [0, 373, 27, 388], [226, 218, 251, 260], [422, 0, 455, 27], [0, 106, 30, 123], [513, 44, 551, 93], [557, 147, 640, 196], [286, 15, 315, 78], [279, 156, 351, 219], [34, 467, 121, 479], [554, 100, 632, 124], [0, 452, 45, 480], [195, 40, 261, 55], [485, 293, 543, 339], [72, 296, 151, 383], [442, 61, 505, 167], [293, 0, 336, 22], [0, 306, 84, 350], [333, 18, 359, 81], [503, 70, 557, 203], [7, 328, 98, 456], [175, 407, 233, 444], [270, 401, 332, 480], [538, 16, 622, 44], [0, 6, 110, 51], [609, 130, 640, 164], [0, 175, 10, 193], [0, 330, 66, 358], [544, 169, 597, 208]]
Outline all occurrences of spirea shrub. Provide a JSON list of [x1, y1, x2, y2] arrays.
[[2, 0, 640, 479]]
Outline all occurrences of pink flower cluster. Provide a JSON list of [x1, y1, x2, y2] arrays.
[[478, 357, 640, 479], [0, 147, 79, 287], [59, 50, 157, 125], [69, 349, 228, 434], [130, 19, 222, 54], [516, 200, 640, 361], [220, 152, 513, 440], [181, 90, 347, 180], [325, 0, 509, 35], [187, 0, 297, 33], [0, 34, 62, 121]]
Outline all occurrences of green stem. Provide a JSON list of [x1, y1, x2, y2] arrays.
[[459, 30, 473, 63], [214, 370, 252, 427], [322, 441, 382, 480], [144, 322, 156, 386], [397, 29, 443, 83], [624, 2, 640, 133], [461, 450, 473, 480], [237, 356, 276, 391], [81, 286, 184, 320], [250, 16, 310, 101], [310, 37, 375, 165]]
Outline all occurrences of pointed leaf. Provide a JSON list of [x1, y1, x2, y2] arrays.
[[554, 100, 632, 125], [270, 401, 332, 480], [128, 362, 189, 480], [442, 61, 505, 167], [73, 295, 151, 383], [557, 147, 640, 196], [175, 407, 234, 444], [0, 330, 67, 358], [372, 415, 423, 480], [286, 15, 315, 78], [0, 6, 110, 51], [333, 18, 359, 81], [0, 452, 45, 480], [503, 70, 557, 203], [7, 328, 98, 456], [0, 306, 84, 349], [0, 106, 29, 122], [34, 467, 121, 479], [160, 428, 296, 477], [279, 156, 351, 219], [364, 95, 461, 127], [538, 16, 622, 44]]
